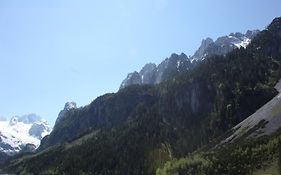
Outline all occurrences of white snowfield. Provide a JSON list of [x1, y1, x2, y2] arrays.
[[0, 119, 51, 155], [223, 79, 281, 144], [228, 35, 251, 49], [233, 37, 251, 49]]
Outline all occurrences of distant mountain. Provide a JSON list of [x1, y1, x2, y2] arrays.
[[120, 30, 259, 89], [0, 114, 52, 156]]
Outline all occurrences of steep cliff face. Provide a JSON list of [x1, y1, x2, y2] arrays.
[[139, 63, 157, 84], [120, 71, 142, 89], [55, 102, 77, 126], [192, 37, 214, 61], [120, 30, 259, 89], [191, 30, 260, 62], [221, 79, 281, 145], [120, 53, 192, 89]]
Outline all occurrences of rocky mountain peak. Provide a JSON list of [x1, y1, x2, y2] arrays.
[[120, 30, 260, 88], [140, 63, 157, 72], [120, 53, 192, 89], [245, 30, 260, 38], [9, 114, 43, 126], [191, 30, 260, 62], [64, 102, 77, 111], [120, 71, 142, 89], [139, 63, 157, 84], [0, 114, 52, 156], [202, 37, 214, 45], [192, 38, 214, 62], [29, 123, 51, 139], [229, 32, 243, 38], [55, 102, 78, 126]]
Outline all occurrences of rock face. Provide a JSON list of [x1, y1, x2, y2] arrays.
[[120, 72, 142, 89], [0, 114, 52, 156], [55, 102, 77, 126], [120, 30, 260, 89], [21, 143, 37, 153], [191, 30, 260, 62], [192, 37, 214, 61], [29, 122, 51, 139], [8, 114, 42, 126], [120, 53, 192, 89], [222, 79, 281, 145], [139, 63, 157, 84]]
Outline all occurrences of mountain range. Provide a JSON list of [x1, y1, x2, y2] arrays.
[[120, 30, 259, 89], [0, 114, 51, 156], [1, 17, 281, 175]]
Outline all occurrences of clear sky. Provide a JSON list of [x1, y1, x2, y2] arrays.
[[0, 0, 280, 125]]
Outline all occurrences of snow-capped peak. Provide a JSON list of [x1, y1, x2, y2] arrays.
[[191, 30, 259, 62], [0, 114, 52, 156], [232, 37, 251, 49]]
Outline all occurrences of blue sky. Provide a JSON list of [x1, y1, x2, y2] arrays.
[[0, 0, 280, 125]]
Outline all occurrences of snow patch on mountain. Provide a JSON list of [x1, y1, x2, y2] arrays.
[[191, 30, 260, 62], [231, 36, 251, 48], [0, 114, 52, 155]]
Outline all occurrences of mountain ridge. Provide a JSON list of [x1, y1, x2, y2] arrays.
[[120, 30, 259, 89]]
